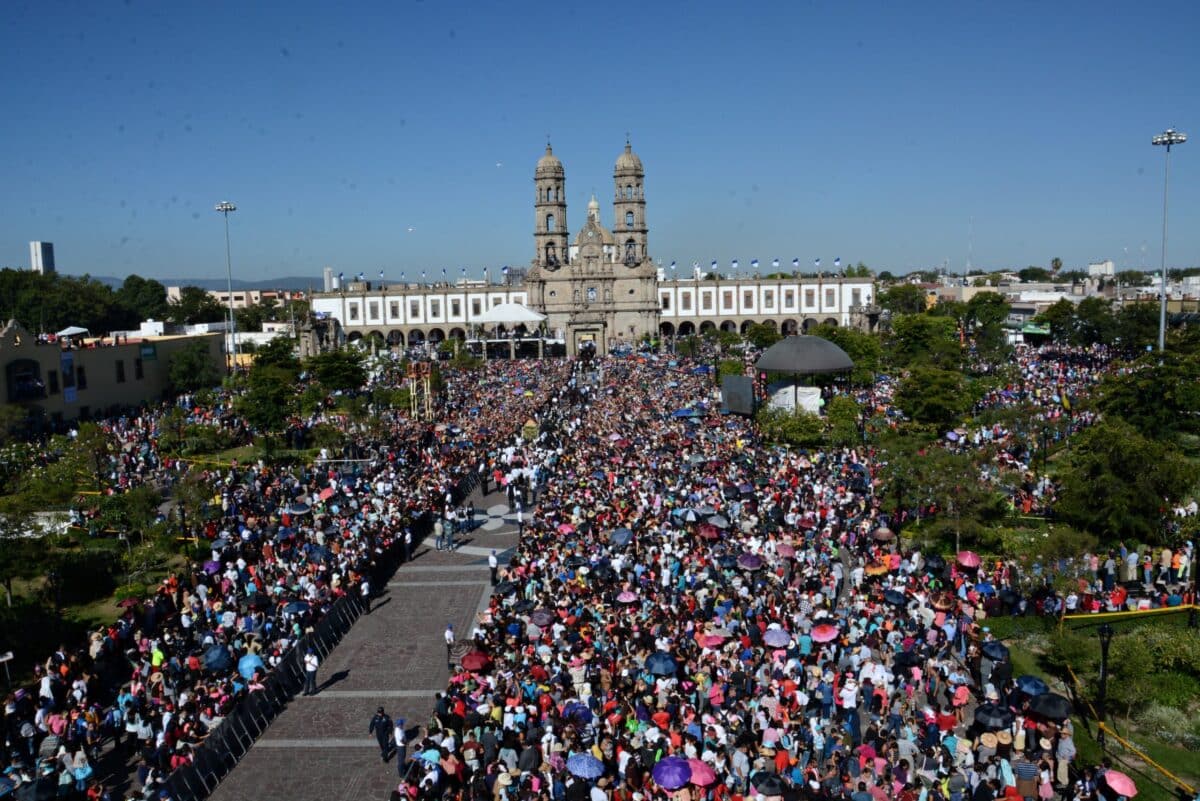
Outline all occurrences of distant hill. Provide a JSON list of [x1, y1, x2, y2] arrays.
[[78, 275, 322, 291]]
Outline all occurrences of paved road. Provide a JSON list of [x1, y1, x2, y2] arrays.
[[208, 485, 519, 801]]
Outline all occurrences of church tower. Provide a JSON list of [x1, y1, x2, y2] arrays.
[[533, 144, 568, 270], [612, 138, 648, 266]]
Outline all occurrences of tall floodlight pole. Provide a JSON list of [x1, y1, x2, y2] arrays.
[[1151, 129, 1186, 351], [215, 201, 238, 372]]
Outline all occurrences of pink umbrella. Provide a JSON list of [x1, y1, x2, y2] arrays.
[[811, 623, 839, 643], [557, 523, 576, 534], [698, 634, 725, 648], [617, 591, 639, 604], [687, 759, 716, 787], [956, 550, 982, 568], [697, 524, 720, 541], [776, 543, 796, 558], [319, 487, 335, 501], [1103, 771, 1137, 797]]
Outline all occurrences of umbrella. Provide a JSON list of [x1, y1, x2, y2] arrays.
[[566, 753, 605, 779], [591, 470, 607, 481], [973, 702, 1015, 731], [975, 581, 996, 596], [697, 524, 721, 541], [237, 653, 265, 680], [698, 634, 725, 648], [557, 523, 576, 534], [716, 554, 738, 569], [530, 610, 555, 627], [494, 581, 517, 596], [202, 644, 233, 672], [883, 589, 907, 606], [1016, 675, 1049, 697], [776, 543, 795, 558], [645, 652, 677, 676], [203, 560, 221, 575], [981, 641, 1009, 662], [610, 528, 633, 547], [417, 748, 441, 764], [872, 527, 895, 542], [924, 554, 946, 573], [652, 757, 692, 791], [687, 759, 716, 787], [945, 431, 960, 442], [1029, 693, 1072, 721], [565, 555, 589, 567], [763, 629, 790, 648], [956, 550, 982, 568], [513, 598, 536, 613], [460, 651, 492, 672], [283, 600, 310, 615], [737, 553, 764, 571], [563, 701, 593, 724], [616, 591, 639, 604], [708, 515, 730, 529], [318, 487, 335, 501], [893, 650, 922, 668], [751, 772, 785, 796], [287, 503, 311, 516], [1102, 770, 1137, 798], [672, 408, 697, 418], [865, 563, 889, 576], [811, 623, 839, 643]]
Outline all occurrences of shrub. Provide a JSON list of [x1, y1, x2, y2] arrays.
[[114, 582, 149, 602]]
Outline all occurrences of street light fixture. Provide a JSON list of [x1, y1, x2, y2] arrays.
[[1097, 623, 1115, 751], [215, 201, 238, 372], [1151, 128, 1186, 352]]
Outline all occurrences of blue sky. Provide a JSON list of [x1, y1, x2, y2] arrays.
[[2, 0, 1198, 282]]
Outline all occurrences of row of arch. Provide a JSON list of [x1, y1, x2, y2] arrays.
[[345, 325, 540, 347], [660, 318, 839, 337]]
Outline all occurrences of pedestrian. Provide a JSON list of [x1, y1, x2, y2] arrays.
[[402, 526, 412, 563], [369, 706, 393, 761], [444, 623, 455, 665], [361, 576, 372, 614], [303, 648, 319, 696], [489, 550, 499, 586], [434, 518, 445, 551], [393, 716, 408, 776]]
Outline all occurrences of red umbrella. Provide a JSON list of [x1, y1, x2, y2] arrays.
[[957, 550, 982, 568], [688, 759, 716, 787], [652, 710, 671, 729], [698, 524, 720, 541], [460, 651, 492, 672], [811, 623, 839, 643], [1103, 770, 1137, 798], [319, 487, 335, 501], [698, 634, 725, 648]]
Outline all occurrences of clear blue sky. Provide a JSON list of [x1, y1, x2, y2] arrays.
[[2, 0, 1198, 282]]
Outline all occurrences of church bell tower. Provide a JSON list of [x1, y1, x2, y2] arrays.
[[612, 138, 648, 266], [533, 144, 568, 270]]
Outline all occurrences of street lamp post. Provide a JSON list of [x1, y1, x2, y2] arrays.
[[1097, 623, 1114, 751], [215, 201, 238, 372], [1151, 129, 1186, 352]]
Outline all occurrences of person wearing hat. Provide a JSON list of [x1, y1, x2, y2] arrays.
[[393, 716, 408, 775], [369, 707, 393, 760]]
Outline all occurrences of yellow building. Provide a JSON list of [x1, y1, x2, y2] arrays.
[[1, 320, 223, 424]]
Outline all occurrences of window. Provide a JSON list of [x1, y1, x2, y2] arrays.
[[76, 366, 87, 390], [348, 304, 359, 321], [805, 289, 815, 307], [48, 370, 59, 395], [764, 290, 774, 308], [430, 300, 441, 318], [660, 294, 671, 311], [409, 300, 420, 318], [825, 288, 835, 307], [390, 301, 400, 319], [625, 211, 634, 228], [702, 293, 713, 311], [451, 299, 461, 317], [743, 290, 754, 309], [134, 358, 144, 380], [784, 290, 795, 307], [852, 288, 862, 307], [681, 293, 692, 311], [546, 213, 556, 232], [625, 184, 633, 199], [587, 287, 597, 303], [722, 291, 733, 309], [368, 301, 380, 320], [472, 299, 482, 316], [115, 360, 126, 383]]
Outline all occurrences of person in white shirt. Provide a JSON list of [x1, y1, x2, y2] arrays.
[[302, 649, 319, 696]]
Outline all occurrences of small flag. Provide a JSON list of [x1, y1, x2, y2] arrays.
[[669, 261, 676, 270], [441, 267, 447, 279], [772, 258, 780, 269], [338, 271, 344, 282], [502, 265, 510, 274], [710, 260, 717, 271], [834, 257, 841, 271], [692, 261, 699, 270], [751, 259, 759, 270], [460, 267, 466, 277], [421, 270, 426, 281], [732, 259, 739, 271], [814, 258, 821, 269], [400, 271, 406, 281], [357, 272, 365, 281], [379, 269, 385, 280]]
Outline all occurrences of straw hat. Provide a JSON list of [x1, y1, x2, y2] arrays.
[[1038, 737, 1053, 752], [979, 732, 997, 749], [995, 730, 1013, 745]]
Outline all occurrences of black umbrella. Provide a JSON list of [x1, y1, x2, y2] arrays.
[[999, 588, 1021, 606], [1028, 692, 1072, 721], [565, 555, 589, 568], [751, 772, 785, 796], [923, 554, 946, 573], [893, 650, 922, 668], [513, 598, 536, 613], [973, 702, 1015, 731], [982, 640, 1009, 662], [494, 581, 517, 596], [883, 589, 907, 606]]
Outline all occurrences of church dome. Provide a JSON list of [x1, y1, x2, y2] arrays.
[[536, 144, 564, 177], [614, 140, 643, 174]]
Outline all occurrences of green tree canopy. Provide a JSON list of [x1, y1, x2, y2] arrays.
[[236, 365, 297, 432], [1018, 266, 1053, 282], [889, 314, 960, 369], [168, 286, 226, 325], [1055, 418, 1197, 542], [253, 336, 301, 377], [115, 274, 170, 324], [744, 322, 782, 349], [895, 366, 971, 428], [167, 340, 222, 394], [1096, 352, 1200, 440], [810, 324, 881, 386], [878, 284, 928, 316], [965, 291, 1010, 329], [306, 349, 367, 392]]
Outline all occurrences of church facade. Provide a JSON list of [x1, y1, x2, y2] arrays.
[[310, 142, 878, 355]]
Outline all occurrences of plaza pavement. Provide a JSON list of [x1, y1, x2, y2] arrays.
[[208, 485, 521, 801]]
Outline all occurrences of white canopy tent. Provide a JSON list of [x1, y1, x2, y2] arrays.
[[55, 326, 90, 337], [473, 303, 546, 326]]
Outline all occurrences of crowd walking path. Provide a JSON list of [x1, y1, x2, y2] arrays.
[[208, 483, 520, 801]]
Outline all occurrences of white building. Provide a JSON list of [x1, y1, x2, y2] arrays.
[[29, 241, 55, 275]]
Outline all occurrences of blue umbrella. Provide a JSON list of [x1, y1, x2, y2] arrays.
[[672, 409, 695, 418], [418, 748, 441, 764], [610, 528, 633, 547], [591, 470, 607, 480], [566, 753, 605, 779], [981, 640, 1009, 662], [287, 503, 311, 516], [283, 600, 310, 615], [202, 644, 232, 672], [1016, 675, 1049, 696], [652, 756, 692, 790], [238, 653, 265, 680], [562, 701, 593, 724], [975, 582, 996, 596], [645, 651, 677, 676]]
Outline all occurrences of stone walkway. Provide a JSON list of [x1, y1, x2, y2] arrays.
[[208, 486, 519, 801]]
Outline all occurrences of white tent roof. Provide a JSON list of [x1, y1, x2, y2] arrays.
[[474, 303, 546, 325], [56, 326, 90, 337]]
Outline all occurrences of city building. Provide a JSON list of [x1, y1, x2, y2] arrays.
[[1, 320, 223, 423], [165, 286, 305, 310], [29, 241, 55, 275], [310, 143, 877, 355], [1087, 259, 1115, 277]]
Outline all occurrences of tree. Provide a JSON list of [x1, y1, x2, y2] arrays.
[[167, 340, 222, 393], [878, 284, 928, 316], [755, 408, 826, 448], [306, 349, 367, 392], [1113, 302, 1159, 350], [1050, 257, 1063, 273], [115, 275, 170, 324], [1096, 352, 1200, 440], [965, 291, 1010, 330], [1055, 418, 1197, 543], [744, 323, 781, 349], [1018, 266, 1053, 283], [810, 324, 881, 386], [889, 314, 960, 369], [1115, 270, 1153, 288], [895, 367, 971, 429], [877, 270, 895, 281], [1034, 299, 1076, 344], [236, 365, 297, 432], [1072, 297, 1115, 345], [825, 396, 862, 447], [253, 336, 301, 377], [168, 286, 226, 325]]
